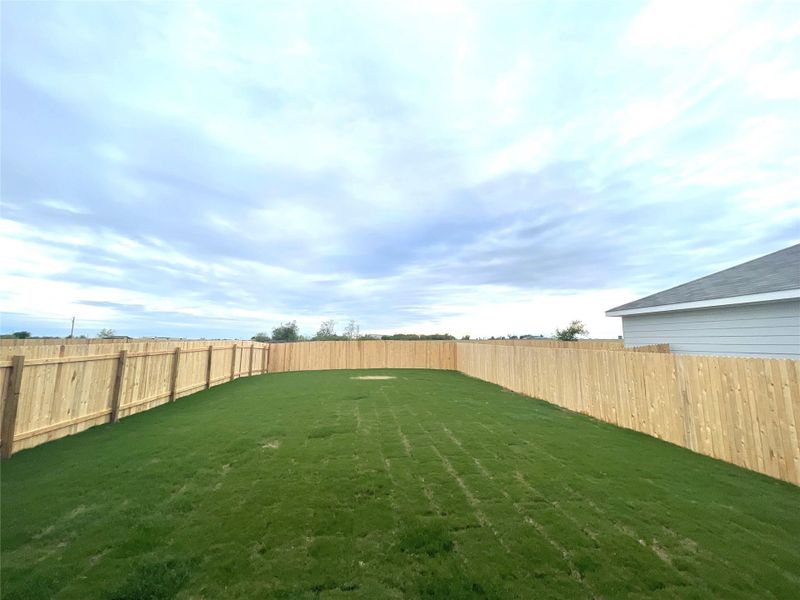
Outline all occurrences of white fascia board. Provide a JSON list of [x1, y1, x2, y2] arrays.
[[605, 289, 800, 317]]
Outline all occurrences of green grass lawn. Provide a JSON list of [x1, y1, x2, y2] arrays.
[[2, 369, 799, 599]]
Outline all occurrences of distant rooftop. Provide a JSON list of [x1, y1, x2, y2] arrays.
[[608, 243, 800, 314]]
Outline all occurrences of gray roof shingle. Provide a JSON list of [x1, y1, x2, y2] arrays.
[[607, 243, 800, 313]]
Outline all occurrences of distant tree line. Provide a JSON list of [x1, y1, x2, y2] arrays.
[[251, 319, 362, 343], [4, 320, 592, 344], [379, 333, 456, 340], [484, 334, 546, 340], [251, 320, 462, 343], [0, 331, 33, 339], [250, 319, 591, 343], [0, 331, 89, 339], [480, 321, 589, 341], [1, 328, 132, 339]]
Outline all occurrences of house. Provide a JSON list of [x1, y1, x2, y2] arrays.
[[606, 244, 800, 358]]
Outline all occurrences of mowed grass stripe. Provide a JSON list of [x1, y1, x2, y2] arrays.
[[1, 369, 799, 599], [389, 384, 647, 597], [476, 399, 797, 593], [380, 376, 797, 598]]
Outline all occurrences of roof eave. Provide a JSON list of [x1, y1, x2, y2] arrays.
[[606, 288, 800, 317]]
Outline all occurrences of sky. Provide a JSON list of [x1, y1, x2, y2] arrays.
[[1, 0, 799, 340]]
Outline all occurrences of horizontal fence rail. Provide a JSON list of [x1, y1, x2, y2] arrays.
[[473, 339, 626, 350], [471, 339, 670, 353], [1, 339, 797, 485], [622, 343, 672, 353], [0, 338, 252, 360]]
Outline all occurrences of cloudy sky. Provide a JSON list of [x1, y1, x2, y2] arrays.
[[2, 1, 798, 339]]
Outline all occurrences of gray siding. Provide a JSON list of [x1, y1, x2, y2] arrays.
[[621, 300, 800, 358]]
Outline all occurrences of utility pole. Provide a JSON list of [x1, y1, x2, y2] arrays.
[[69, 316, 75, 338]]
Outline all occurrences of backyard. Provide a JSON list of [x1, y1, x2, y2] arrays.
[[1, 369, 798, 599]]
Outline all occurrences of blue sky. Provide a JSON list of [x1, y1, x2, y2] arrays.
[[2, 0, 798, 339]]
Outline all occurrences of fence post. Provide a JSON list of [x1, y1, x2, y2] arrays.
[[249, 345, 254, 377], [230, 344, 238, 381], [261, 346, 267, 374], [1, 356, 25, 459], [206, 345, 214, 389], [169, 347, 181, 402], [110, 350, 128, 423]]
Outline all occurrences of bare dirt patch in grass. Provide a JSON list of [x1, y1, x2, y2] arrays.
[[350, 375, 396, 380]]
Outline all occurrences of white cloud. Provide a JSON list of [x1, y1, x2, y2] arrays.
[[626, 0, 744, 49], [479, 130, 554, 182], [617, 99, 682, 143], [490, 54, 534, 126], [3, 1, 799, 338], [37, 198, 91, 214], [375, 288, 630, 339], [0, 220, 75, 276], [745, 60, 800, 100]]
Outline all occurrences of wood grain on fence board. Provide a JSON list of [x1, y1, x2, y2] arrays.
[[1, 356, 25, 458], [109, 350, 127, 423]]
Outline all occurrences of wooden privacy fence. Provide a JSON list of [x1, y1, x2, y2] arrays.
[[2, 339, 798, 485], [474, 339, 625, 350], [0, 338, 252, 360], [267, 340, 456, 373], [456, 342, 800, 485], [623, 343, 671, 353], [0, 341, 270, 455], [473, 339, 670, 353], [0, 340, 455, 456]]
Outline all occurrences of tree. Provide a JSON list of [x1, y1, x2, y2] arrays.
[[314, 320, 343, 341], [343, 319, 360, 340], [461, 334, 471, 340], [12, 331, 31, 339], [271, 321, 300, 342], [380, 333, 456, 340], [554, 320, 589, 341], [97, 328, 116, 338], [251, 332, 271, 342]]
